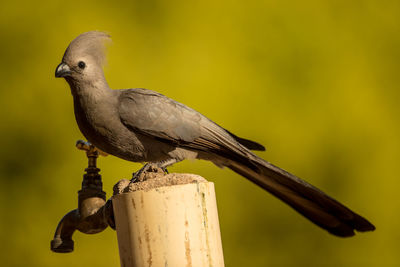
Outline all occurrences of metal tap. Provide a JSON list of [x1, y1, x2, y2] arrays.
[[51, 140, 115, 253]]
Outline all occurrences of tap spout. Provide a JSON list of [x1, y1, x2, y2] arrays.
[[51, 209, 80, 253]]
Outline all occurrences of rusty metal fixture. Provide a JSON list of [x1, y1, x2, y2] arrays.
[[51, 140, 115, 253]]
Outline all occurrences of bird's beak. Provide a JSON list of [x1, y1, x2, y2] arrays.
[[55, 62, 71, 78]]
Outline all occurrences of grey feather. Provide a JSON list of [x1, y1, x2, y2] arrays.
[[119, 88, 202, 143]]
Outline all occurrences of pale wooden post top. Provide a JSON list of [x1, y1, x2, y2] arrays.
[[113, 172, 207, 195]]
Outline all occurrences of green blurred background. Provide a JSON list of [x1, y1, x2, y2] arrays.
[[0, 0, 399, 266]]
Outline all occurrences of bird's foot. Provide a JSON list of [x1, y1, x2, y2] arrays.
[[131, 163, 168, 183]]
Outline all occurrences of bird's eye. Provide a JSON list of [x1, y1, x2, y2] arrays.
[[78, 61, 86, 69]]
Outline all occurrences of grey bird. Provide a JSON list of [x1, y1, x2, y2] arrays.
[[55, 31, 375, 237]]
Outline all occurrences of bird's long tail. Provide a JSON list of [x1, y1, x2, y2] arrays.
[[226, 155, 375, 237]]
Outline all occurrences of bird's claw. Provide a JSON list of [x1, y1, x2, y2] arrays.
[[131, 163, 168, 183]]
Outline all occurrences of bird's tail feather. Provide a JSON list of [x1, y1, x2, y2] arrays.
[[226, 156, 375, 237]]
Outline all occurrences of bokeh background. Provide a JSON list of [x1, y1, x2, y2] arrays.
[[1, 0, 399, 266]]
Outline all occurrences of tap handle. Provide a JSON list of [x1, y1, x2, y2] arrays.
[[76, 140, 108, 157], [76, 140, 108, 169]]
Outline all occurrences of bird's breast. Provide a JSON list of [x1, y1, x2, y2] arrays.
[[72, 95, 146, 161]]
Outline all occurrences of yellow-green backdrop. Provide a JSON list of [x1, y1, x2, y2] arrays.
[[0, 0, 398, 266]]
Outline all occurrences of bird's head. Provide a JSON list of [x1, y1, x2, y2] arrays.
[[55, 31, 111, 86]]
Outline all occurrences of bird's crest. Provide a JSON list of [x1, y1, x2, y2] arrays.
[[63, 31, 111, 66]]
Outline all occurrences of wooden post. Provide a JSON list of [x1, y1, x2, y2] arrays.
[[112, 172, 225, 267]]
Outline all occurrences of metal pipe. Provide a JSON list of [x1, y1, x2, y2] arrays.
[[51, 140, 114, 253]]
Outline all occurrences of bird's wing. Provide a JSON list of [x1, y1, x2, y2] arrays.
[[118, 88, 261, 157], [118, 88, 208, 144]]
